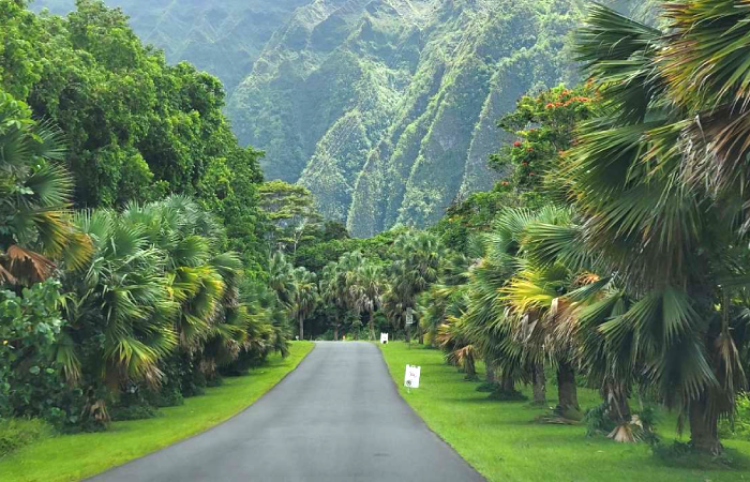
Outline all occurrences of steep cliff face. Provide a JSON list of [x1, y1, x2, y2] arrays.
[[227, 0, 586, 236], [31, 0, 310, 96]]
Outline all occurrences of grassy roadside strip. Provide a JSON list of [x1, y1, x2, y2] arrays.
[[378, 341, 750, 482], [0, 341, 314, 482]]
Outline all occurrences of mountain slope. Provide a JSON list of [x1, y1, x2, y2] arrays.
[[33, 0, 645, 237], [31, 0, 310, 96], [227, 0, 589, 236]]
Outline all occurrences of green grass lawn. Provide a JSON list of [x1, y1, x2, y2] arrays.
[[379, 341, 750, 482], [0, 341, 314, 482]]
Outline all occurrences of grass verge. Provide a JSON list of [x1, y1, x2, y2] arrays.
[[0, 341, 314, 482], [378, 341, 750, 482]]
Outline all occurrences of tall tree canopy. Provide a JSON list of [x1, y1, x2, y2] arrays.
[[0, 0, 266, 268]]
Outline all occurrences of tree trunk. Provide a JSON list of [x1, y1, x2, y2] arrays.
[[299, 315, 304, 341], [500, 372, 515, 393], [532, 361, 546, 405], [333, 324, 339, 341], [689, 393, 723, 455], [556, 360, 581, 419], [404, 319, 411, 343], [604, 380, 631, 425], [418, 324, 424, 345], [486, 361, 497, 385], [368, 308, 374, 341]]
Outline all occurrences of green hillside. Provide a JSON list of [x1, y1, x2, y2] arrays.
[[32, 0, 646, 236], [227, 0, 597, 236]]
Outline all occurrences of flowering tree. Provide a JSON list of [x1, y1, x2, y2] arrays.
[[491, 85, 598, 207]]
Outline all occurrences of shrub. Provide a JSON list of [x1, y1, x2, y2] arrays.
[[0, 281, 99, 432], [720, 393, 750, 441], [0, 418, 53, 457]]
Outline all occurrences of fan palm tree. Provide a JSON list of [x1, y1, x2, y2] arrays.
[[0, 91, 90, 286], [567, 2, 750, 453], [349, 261, 383, 340], [291, 267, 317, 340], [387, 231, 442, 342], [60, 209, 178, 389], [268, 251, 296, 306]]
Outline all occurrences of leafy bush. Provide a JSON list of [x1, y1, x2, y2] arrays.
[[0, 281, 97, 431], [720, 394, 750, 441], [0, 418, 53, 457]]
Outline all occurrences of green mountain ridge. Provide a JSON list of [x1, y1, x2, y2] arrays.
[[227, 0, 592, 236], [30, 0, 643, 237]]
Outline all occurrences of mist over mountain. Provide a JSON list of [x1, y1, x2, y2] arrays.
[[32, 0, 643, 236]]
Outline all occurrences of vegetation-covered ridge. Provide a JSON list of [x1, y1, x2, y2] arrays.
[[228, 0, 597, 236]]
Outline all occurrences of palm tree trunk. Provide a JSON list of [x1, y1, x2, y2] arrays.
[[486, 361, 496, 385], [604, 380, 631, 425], [555, 360, 581, 419], [368, 307, 375, 341], [689, 393, 723, 455], [333, 323, 339, 341], [299, 314, 304, 341], [500, 372, 515, 393], [532, 361, 546, 405]]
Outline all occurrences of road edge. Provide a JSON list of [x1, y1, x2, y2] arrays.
[[374, 342, 488, 482], [79, 342, 316, 481]]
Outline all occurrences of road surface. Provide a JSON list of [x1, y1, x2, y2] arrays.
[[90, 341, 484, 482]]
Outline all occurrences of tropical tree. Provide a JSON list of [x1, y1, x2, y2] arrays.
[[319, 251, 377, 340], [319, 262, 347, 340], [268, 252, 297, 306], [563, 2, 750, 453], [258, 181, 322, 254], [0, 91, 90, 286], [58, 197, 254, 399], [385, 231, 442, 342], [60, 208, 177, 390], [290, 267, 317, 340], [348, 261, 384, 340]]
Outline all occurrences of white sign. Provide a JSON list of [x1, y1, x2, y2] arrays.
[[404, 364, 421, 389], [380, 333, 389, 344]]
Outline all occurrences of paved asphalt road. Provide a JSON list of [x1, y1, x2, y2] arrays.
[[89, 341, 485, 482]]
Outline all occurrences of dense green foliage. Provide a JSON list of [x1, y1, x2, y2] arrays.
[[1, 0, 266, 267], [30, 0, 310, 97], [0, 0, 295, 436]]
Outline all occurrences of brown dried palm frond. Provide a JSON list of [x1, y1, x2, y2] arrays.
[[2, 244, 56, 284]]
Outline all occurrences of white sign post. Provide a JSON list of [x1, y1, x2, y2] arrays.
[[404, 364, 421, 389], [380, 333, 389, 344]]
